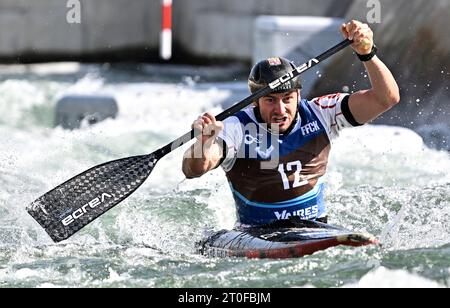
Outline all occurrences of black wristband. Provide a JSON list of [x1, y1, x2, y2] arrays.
[[356, 44, 378, 62]]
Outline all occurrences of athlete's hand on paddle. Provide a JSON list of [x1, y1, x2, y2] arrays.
[[183, 112, 225, 177], [192, 112, 224, 148], [28, 39, 354, 242], [340, 20, 374, 55]]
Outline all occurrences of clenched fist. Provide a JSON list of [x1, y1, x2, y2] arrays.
[[341, 20, 374, 56]]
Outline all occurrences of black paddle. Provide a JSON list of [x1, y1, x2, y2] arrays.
[[27, 39, 353, 242]]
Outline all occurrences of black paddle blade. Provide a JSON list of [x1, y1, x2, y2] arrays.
[[27, 154, 159, 242]]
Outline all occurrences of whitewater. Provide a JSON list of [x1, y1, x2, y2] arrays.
[[0, 63, 448, 288]]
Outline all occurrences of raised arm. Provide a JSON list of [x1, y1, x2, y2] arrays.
[[182, 113, 224, 178], [341, 20, 401, 124]]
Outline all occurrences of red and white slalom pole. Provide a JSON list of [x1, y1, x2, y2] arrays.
[[160, 0, 172, 60]]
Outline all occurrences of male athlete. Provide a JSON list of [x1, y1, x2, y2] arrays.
[[182, 20, 400, 226]]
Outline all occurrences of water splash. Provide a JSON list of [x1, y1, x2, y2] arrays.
[[1, 64, 449, 287]]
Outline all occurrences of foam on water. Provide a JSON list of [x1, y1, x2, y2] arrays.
[[0, 64, 449, 287], [343, 267, 445, 288]]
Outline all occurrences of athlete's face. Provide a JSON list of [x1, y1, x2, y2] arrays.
[[256, 90, 299, 133]]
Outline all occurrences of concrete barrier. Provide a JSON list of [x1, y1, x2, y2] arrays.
[[0, 0, 351, 62], [55, 95, 118, 129], [312, 0, 450, 150], [253, 16, 344, 96], [0, 0, 160, 59], [173, 0, 352, 61]]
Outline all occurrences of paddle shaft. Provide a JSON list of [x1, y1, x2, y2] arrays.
[[28, 39, 353, 242], [156, 39, 353, 159]]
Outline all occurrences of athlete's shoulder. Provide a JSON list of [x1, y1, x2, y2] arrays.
[[307, 93, 349, 109], [297, 98, 324, 118], [228, 106, 257, 124], [298, 98, 311, 110]]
